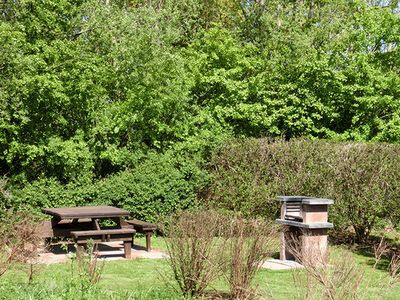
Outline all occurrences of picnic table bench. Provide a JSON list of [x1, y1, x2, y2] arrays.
[[41, 206, 136, 258], [125, 219, 157, 252]]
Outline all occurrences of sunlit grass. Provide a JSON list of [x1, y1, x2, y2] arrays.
[[1, 237, 400, 299]]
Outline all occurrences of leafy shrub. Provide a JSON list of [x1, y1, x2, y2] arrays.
[[98, 152, 209, 222], [8, 151, 209, 222], [207, 138, 400, 242], [7, 178, 80, 213]]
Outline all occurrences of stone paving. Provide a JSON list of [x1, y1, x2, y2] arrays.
[[37, 243, 302, 270], [37, 242, 168, 264], [260, 259, 303, 270]]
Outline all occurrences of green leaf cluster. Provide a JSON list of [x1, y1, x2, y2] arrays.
[[1, 1, 400, 222], [9, 151, 209, 221]]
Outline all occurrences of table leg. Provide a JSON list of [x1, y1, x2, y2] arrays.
[[112, 217, 125, 228], [124, 241, 132, 259], [146, 233, 152, 252], [92, 218, 101, 230], [51, 216, 61, 228], [92, 218, 106, 242]]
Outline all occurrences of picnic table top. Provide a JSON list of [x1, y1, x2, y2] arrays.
[[42, 205, 130, 219]]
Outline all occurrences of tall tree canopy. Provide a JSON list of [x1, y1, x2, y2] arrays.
[[0, 0, 399, 201]]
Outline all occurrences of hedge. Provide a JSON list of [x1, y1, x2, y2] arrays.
[[206, 138, 400, 242], [6, 152, 209, 223]]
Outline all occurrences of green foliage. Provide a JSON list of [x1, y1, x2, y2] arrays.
[[0, 0, 200, 183], [8, 152, 208, 222], [92, 152, 206, 222], [208, 138, 400, 242], [186, 27, 268, 136], [1, 0, 400, 227], [7, 178, 73, 212]]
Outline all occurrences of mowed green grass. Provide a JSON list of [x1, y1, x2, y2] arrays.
[[2, 236, 400, 299]]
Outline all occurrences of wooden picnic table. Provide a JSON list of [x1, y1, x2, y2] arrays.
[[42, 205, 130, 226], [41, 205, 135, 258], [42, 205, 130, 219]]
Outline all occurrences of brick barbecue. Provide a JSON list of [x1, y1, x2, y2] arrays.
[[276, 196, 334, 265]]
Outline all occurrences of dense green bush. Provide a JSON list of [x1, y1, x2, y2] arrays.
[[2, 1, 400, 187], [207, 138, 400, 242], [8, 152, 209, 222]]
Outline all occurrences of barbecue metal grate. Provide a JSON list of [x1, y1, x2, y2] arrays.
[[284, 201, 303, 222]]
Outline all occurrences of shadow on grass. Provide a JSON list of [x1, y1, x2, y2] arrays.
[[331, 232, 400, 272]]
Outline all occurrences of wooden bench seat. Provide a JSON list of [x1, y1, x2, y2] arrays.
[[126, 219, 157, 252], [39, 220, 94, 238], [70, 228, 135, 238], [71, 228, 136, 258]]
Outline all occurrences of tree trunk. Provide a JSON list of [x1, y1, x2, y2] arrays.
[[354, 225, 369, 244]]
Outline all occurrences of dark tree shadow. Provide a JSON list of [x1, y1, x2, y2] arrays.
[[330, 232, 400, 272]]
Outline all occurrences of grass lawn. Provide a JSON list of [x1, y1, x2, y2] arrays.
[[1, 236, 399, 299]]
